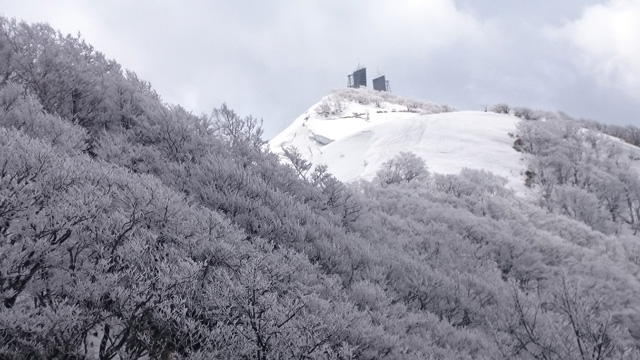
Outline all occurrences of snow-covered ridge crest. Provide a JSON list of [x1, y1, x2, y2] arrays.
[[270, 88, 526, 193], [317, 87, 457, 117], [270, 88, 456, 155]]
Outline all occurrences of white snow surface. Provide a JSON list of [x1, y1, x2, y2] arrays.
[[270, 94, 527, 193]]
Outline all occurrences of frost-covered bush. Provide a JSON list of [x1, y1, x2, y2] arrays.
[[315, 96, 345, 117], [329, 87, 455, 114], [0, 82, 89, 153], [489, 103, 510, 114], [512, 107, 559, 121], [375, 151, 428, 185], [513, 106, 535, 120], [433, 168, 509, 198]]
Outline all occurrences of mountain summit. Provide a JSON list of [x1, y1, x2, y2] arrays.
[[270, 88, 526, 192]]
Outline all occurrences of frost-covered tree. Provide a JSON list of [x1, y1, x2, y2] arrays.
[[210, 102, 265, 152], [489, 103, 510, 114], [375, 151, 428, 185]]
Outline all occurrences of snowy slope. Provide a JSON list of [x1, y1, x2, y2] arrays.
[[603, 134, 640, 174], [270, 89, 526, 193]]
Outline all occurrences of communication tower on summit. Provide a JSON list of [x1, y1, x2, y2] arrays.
[[347, 66, 367, 88], [347, 66, 391, 91], [373, 75, 390, 92]]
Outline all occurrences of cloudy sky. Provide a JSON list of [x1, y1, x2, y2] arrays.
[[1, 0, 639, 138]]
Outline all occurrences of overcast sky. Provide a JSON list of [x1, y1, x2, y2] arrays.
[[1, 0, 639, 138]]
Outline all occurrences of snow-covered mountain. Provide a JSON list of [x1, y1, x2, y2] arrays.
[[270, 88, 527, 193], [12, 17, 640, 359]]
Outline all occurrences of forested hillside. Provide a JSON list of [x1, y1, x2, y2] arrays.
[[514, 112, 640, 235], [2, 17, 640, 360]]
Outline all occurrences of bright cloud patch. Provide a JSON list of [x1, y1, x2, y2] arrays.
[[247, 0, 499, 70], [552, 0, 640, 99]]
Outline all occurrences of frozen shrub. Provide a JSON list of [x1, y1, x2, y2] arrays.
[[328, 88, 455, 114], [0, 82, 88, 154], [375, 151, 428, 185], [513, 106, 535, 120], [315, 96, 345, 117], [489, 103, 510, 114]]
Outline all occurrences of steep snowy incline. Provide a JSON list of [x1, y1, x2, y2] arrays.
[[270, 90, 526, 193], [270, 99, 423, 160]]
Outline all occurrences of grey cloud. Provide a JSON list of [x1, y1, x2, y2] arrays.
[[0, 0, 638, 137]]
